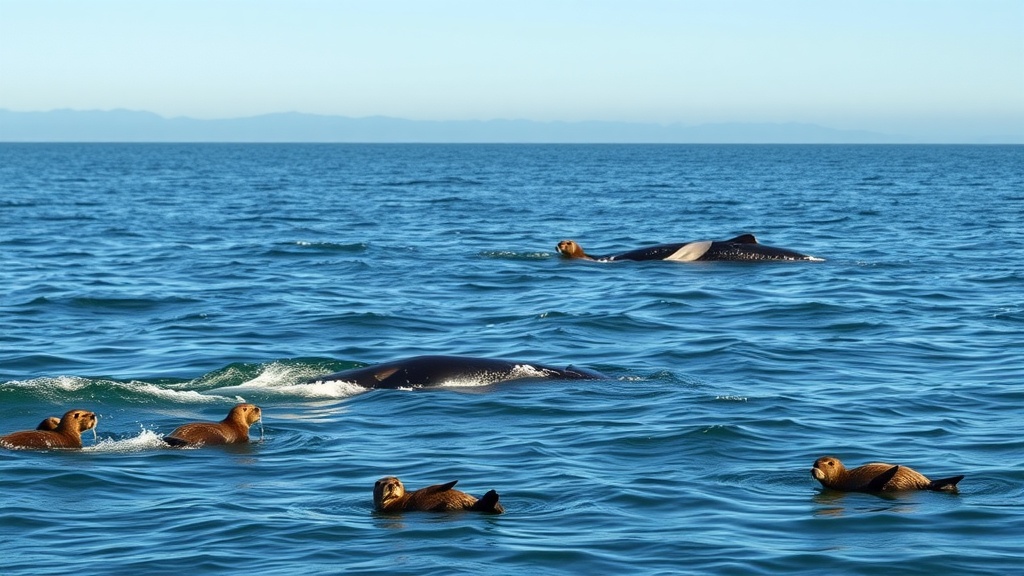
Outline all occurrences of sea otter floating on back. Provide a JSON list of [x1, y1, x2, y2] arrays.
[[374, 476, 505, 514], [556, 234, 823, 262]]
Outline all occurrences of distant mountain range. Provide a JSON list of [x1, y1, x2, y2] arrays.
[[0, 108, 930, 144]]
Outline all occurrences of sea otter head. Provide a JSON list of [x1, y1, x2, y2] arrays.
[[373, 476, 405, 509], [556, 240, 587, 259], [58, 409, 98, 434], [228, 403, 262, 427], [811, 456, 845, 485]]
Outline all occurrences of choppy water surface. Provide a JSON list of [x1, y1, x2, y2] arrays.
[[1, 144, 1022, 575]]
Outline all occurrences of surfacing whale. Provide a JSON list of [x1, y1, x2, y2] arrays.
[[306, 355, 608, 389], [557, 234, 823, 262]]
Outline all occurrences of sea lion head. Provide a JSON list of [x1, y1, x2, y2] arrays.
[[811, 456, 845, 484], [556, 240, 587, 259], [228, 403, 262, 427], [58, 409, 98, 434], [373, 476, 405, 510]]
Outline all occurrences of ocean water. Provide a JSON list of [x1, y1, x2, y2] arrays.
[[1, 143, 1022, 575]]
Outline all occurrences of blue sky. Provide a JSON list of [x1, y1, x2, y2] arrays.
[[1, 0, 1022, 140]]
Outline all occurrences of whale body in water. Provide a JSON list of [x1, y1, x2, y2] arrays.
[[305, 355, 607, 389], [557, 234, 823, 262]]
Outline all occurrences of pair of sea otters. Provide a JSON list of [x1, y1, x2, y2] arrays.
[[0, 403, 505, 514], [557, 237, 964, 493], [0, 404, 261, 450]]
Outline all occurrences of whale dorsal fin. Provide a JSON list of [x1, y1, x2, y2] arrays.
[[727, 234, 758, 244], [373, 367, 401, 382]]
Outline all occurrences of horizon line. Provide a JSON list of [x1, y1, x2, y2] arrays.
[[2, 108, 1021, 145]]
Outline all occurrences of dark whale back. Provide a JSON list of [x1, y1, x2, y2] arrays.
[[307, 355, 607, 389], [606, 243, 694, 261], [605, 234, 819, 262], [700, 238, 817, 261]]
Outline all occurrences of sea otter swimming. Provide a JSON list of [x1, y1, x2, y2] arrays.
[[811, 456, 964, 492], [163, 403, 263, 447], [0, 409, 98, 450]]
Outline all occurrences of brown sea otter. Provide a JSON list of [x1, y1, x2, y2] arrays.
[[163, 403, 262, 447], [0, 409, 98, 450], [811, 456, 964, 492], [373, 476, 505, 514]]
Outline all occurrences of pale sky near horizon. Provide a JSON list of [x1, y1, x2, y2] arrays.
[[1, 0, 1022, 140]]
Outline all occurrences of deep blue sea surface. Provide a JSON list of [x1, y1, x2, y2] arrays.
[[1, 144, 1022, 575]]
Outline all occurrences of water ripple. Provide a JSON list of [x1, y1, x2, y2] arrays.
[[1, 144, 1021, 575]]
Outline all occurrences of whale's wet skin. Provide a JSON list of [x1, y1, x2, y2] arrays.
[[1, 144, 1022, 575], [557, 234, 823, 262], [307, 355, 608, 389]]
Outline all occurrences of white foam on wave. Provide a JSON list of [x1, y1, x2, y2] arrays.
[[84, 427, 169, 453], [261, 379, 366, 398], [3, 376, 241, 404], [126, 381, 242, 403], [3, 375, 92, 392], [439, 364, 555, 388], [210, 362, 366, 399]]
